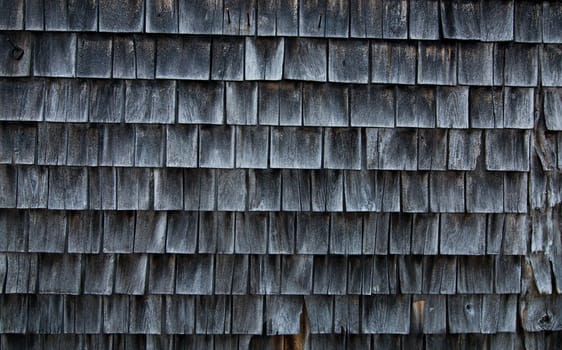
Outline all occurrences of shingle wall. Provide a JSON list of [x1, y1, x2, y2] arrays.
[[0, 1, 562, 349]]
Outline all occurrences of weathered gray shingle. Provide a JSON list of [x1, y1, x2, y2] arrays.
[[284, 38, 327, 81], [156, 37, 211, 80]]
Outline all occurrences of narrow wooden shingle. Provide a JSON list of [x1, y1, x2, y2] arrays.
[[211, 37, 244, 81], [27, 295, 64, 333], [372, 42, 416, 85], [448, 130, 481, 170], [485, 130, 530, 171], [103, 295, 129, 333], [33, 33, 76, 77], [269, 212, 295, 254], [366, 128, 417, 170], [482, 295, 518, 333], [113, 35, 156, 79], [28, 210, 66, 253], [350, 0, 383, 38], [146, 0, 179, 33], [458, 43, 494, 86], [245, 37, 284, 81], [418, 129, 447, 170], [436, 87, 469, 128], [382, 0, 408, 39], [226, 82, 258, 125], [125, 80, 176, 123], [281, 170, 312, 211], [37, 123, 67, 165], [17, 166, 48, 209], [329, 40, 369, 83], [154, 169, 183, 210], [199, 211, 233, 253], [409, 0, 439, 39], [135, 125, 165, 167], [0, 210, 27, 252], [76, 34, 113, 78], [64, 295, 102, 334], [447, 295, 482, 333], [232, 296, 263, 334], [469, 87, 504, 128], [88, 168, 117, 210], [0, 32, 31, 76], [103, 211, 135, 253], [440, 214, 486, 255], [504, 44, 538, 86], [389, 213, 412, 254], [0, 79, 44, 121], [480, 1, 514, 41], [99, 0, 145, 32], [195, 295, 231, 334], [284, 38, 327, 81], [344, 171, 380, 212], [114, 254, 148, 295], [264, 296, 303, 335], [100, 124, 134, 166], [217, 169, 247, 211], [466, 170, 504, 213], [129, 295, 162, 334], [67, 211, 102, 254], [401, 172, 429, 213], [503, 87, 534, 128], [184, 169, 216, 210], [0, 166, 16, 208], [4, 253, 38, 294], [542, 46, 562, 87], [258, 82, 302, 126], [47, 167, 88, 210], [271, 127, 322, 169], [296, 213, 329, 254], [314, 255, 347, 295], [89, 80, 125, 123], [134, 212, 167, 253], [330, 213, 362, 254], [543, 2, 562, 43], [116, 168, 153, 210], [495, 255, 521, 294], [514, 0, 542, 42], [166, 125, 198, 168], [282, 255, 313, 294], [0, 0, 23, 29], [457, 256, 493, 293], [215, 255, 249, 294], [38, 254, 81, 294], [398, 256, 422, 294], [165, 211, 198, 254], [156, 36, 211, 80], [545, 88, 562, 131], [440, 0, 481, 40], [0, 124, 36, 165], [362, 295, 410, 334], [222, 0, 256, 36], [248, 170, 281, 211], [311, 170, 343, 211], [418, 42, 457, 85], [67, 125, 99, 165], [235, 212, 268, 253], [411, 214, 439, 255], [350, 85, 394, 127], [199, 125, 234, 168], [324, 128, 361, 169]]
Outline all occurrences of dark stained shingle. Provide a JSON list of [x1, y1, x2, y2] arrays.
[[146, 0, 179, 33], [418, 42, 457, 85], [372, 42, 416, 85], [156, 36, 211, 80], [76, 34, 112, 78], [99, 0, 145, 32], [329, 39, 369, 83]]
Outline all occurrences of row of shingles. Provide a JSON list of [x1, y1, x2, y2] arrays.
[[0, 293, 523, 335], [0, 210, 531, 255], [2, 31, 561, 87], [0, 0, 561, 43], [0, 333, 553, 350], [0, 122, 534, 171], [0, 165, 531, 213], [0, 78, 551, 130], [0, 252, 524, 296]]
